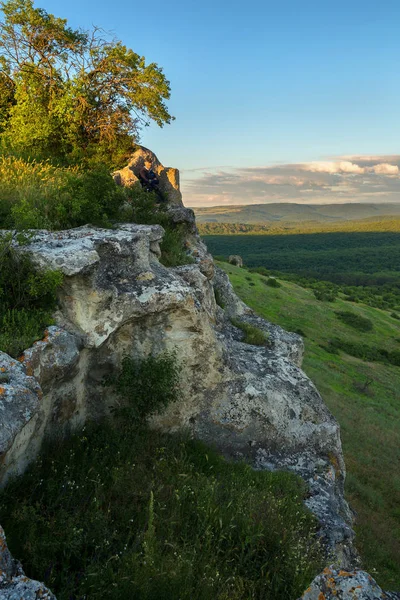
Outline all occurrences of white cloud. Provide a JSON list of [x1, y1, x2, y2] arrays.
[[181, 155, 400, 207], [372, 163, 399, 175], [300, 161, 365, 174]]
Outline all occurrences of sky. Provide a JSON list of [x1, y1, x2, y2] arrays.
[[35, 0, 400, 206]]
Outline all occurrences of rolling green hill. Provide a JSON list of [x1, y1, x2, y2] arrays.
[[218, 261, 400, 590], [194, 203, 400, 224]]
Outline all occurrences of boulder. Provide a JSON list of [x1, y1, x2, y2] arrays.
[[228, 254, 243, 267], [300, 566, 400, 599], [113, 145, 183, 205]]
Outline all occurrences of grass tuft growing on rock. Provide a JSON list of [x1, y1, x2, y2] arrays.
[[231, 317, 269, 346]]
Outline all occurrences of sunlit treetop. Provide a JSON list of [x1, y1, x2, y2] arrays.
[[0, 0, 174, 166]]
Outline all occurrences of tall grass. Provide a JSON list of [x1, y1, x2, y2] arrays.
[[0, 423, 323, 600]]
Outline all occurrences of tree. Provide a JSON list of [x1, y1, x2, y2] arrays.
[[0, 0, 174, 166]]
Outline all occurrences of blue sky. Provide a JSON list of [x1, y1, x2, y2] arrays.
[[36, 0, 400, 205]]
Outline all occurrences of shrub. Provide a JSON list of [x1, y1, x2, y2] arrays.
[[159, 225, 194, 268], [112, 352, 180, 423], [313, 288, 337, 302], [0, 235, 62, 356], [0, 156, 127, 230], [265, 277, 281, 288], [324, 338, 400, 367], [0, 422, 323, 600], [0, 308, 54, 358], [231, 318, 269, 346], [391, 312, 400, 320], [335, 311, 373, 332]]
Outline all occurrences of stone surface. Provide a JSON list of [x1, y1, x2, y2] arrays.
[[0, 222, 356, 568], [113, 146, 183, 205], [228, 254, 243, 267], [0, 327, 81, 485], [300, 566, 399, 599], [0, 526, 55, 599]]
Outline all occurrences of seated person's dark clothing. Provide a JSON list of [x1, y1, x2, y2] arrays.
[[138, 166, 166, 202], [139, 167, 159, 189]]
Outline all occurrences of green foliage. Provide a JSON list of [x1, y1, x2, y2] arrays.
[[113, 352, 180, 423], [313, 288, 337, 302], [0, 155, 129, 229], [391, 312, 400, 320], [0, 307, 53, 356], [119, 190, 193, 267], [204, 232, 400, 311], [0, 0, 173, 167], [265, 277, 281, 288], [335, 311, 373, 332], [325, 339, 400, 368], [0, 234, 62, 355], [159, 225, 194, 267], [230, 318, 269, 346], [0, 421, 323, 600]]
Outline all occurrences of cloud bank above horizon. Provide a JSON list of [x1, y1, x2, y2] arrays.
[[181, 155, 400, 207]]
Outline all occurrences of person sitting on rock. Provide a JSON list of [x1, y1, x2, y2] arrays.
[[138, 158, 165, 203]]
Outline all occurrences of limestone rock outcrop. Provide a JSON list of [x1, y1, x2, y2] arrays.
[[0, 221, 355, 570], [2, 150, 393, 598], [113, 145, 182, 205]]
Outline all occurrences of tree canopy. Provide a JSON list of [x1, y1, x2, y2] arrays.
[[0, 0, 174, 166]]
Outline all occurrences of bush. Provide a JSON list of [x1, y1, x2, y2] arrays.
[[0, 308, 54, 358], [0, 235, 62, 356], [265, 277, 281, 288], [231, 318, 269, 346], [335, 311, 373, 332], [160, 225, 194, 268], [391, 312, 400, 320], [0, 156, 127, 230], [112, 352, 180, 423], [0, 422, 323, 600], [324, 338, 400, 367], [313, 288, 337, 302]]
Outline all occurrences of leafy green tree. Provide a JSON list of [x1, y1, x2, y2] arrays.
[[0, 0, 173, 166]]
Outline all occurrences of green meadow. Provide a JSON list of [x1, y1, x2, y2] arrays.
[[218, 261, 400, 590]]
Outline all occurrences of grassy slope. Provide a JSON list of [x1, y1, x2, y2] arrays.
[[218, 262, 400, 590]]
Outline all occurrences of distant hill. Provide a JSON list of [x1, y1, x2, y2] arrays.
[[193, 203, 400, 224]]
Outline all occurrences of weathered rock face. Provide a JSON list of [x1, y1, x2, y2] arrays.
[[7, 150, 395, 596], [228, 254, 243, 267], [0, 221, 356, 572], [0, 525, 55, 599], [299, 566, 400, 600], [113, 145, 183, 205]]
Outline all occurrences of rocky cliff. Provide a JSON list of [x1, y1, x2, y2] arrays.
[[0, 147, 393, 599]]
